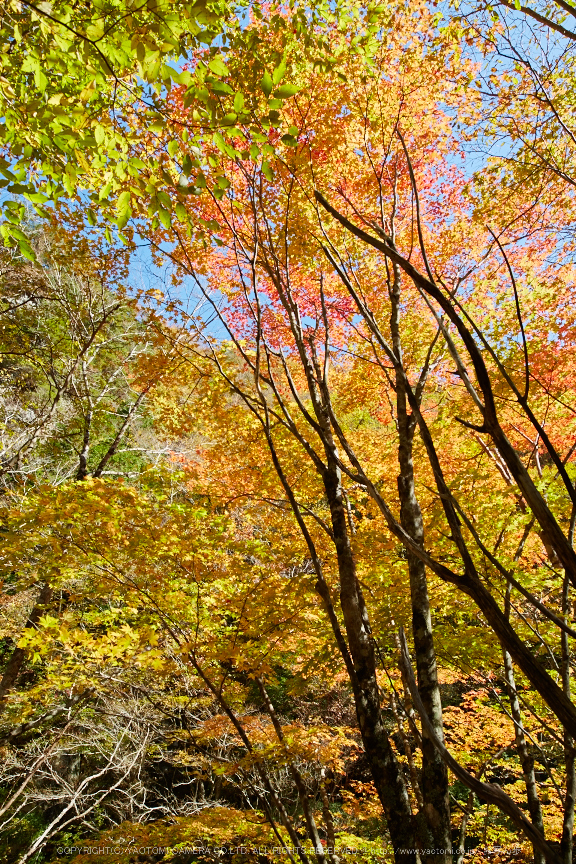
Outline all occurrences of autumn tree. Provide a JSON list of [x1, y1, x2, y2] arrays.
[[0, 221, 184, 741], [120, 4, 576, 862]]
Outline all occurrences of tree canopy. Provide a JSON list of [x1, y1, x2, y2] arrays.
[[2, 2, 576, 864]]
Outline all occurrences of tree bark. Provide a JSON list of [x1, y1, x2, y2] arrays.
[[255, 264, 419, 864], [399, 631, 561, 864], [0, 582, 53, 708], [561, 572, 575, 864], [322, 451, 418, 864], [389, 267, 451, 863], [502, 585, 544, 864], [257, 677, 327, 864], [502, 647, 545, 864]]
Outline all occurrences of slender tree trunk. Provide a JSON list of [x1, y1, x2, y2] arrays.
[[323, 453, 418, 864], [390, 685, 424, 809], [503, 647, 545, 863], [257, 678, 327, 864], [454, 791, 474, 864], [397, 425, 451, 862], [389, 266, 451, 863], [0, 583, 53, 708], [259, 266, 418, 862], [561, 572, 575, 864], [320, 768, 341, 864], [76, 408, 92, 480], [92, 387, 149, 478], [502, 584, 544, 864], [258, 406, 417, 863]]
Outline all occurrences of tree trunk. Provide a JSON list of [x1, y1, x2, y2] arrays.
[[400, 462, 451, 863], [0, 583, 53, 708], [502, 647, 545, 864], [561, 573, 575, 864], [502, 584, 544, 864], [390, 260, 451, 863], [323, 453, 418, 864]]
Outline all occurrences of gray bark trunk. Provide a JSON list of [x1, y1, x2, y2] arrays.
[[322, 454, 418, 863], [262, 269, 419, 864], [502, 647, 545, 864], [561, 573, 575, 864], [389, 262, 451, 863]]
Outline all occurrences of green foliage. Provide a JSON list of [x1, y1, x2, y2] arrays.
[[0, 800, 47, 864], [0, 0, 237, 248]]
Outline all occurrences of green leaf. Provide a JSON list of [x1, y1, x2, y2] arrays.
[[117, 210, 130, 230], [4, 211, 21, 226], [34, 67, 48, 93], [86, 22, 105, 40], [211, 80, 233, 95], [208, 56, 229, 77], [261, 160, 273, 181], [157, 207, 171, 229], [94, 125, 106, 146], [0, 165, 16, 182], [272, 58, 287, 85], [8, 183, 33, 195], [168, 140, 179, 157], [175, 202, 187, 222], [9, 226, 29, 244], [25, 191, 49, 204], [19, 243, 36, 262], [99, 182, 113, 201], [281, 134, 298, 147], [182, 154, 194, 176], [260, 71, 273, 98], [157, 191, 172, 210], [274, 83, 299, 99], [117, 190, 131, 210], [233, 92, 244, 113], [213, 131, 231, 156]]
